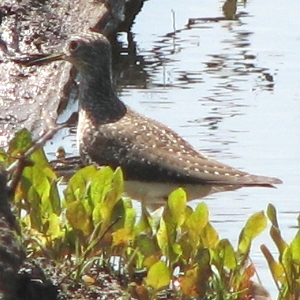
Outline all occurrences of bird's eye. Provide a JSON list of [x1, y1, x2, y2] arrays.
[[69, 40, 79, 52]]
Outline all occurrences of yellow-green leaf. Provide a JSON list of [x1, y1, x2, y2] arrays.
[[27, 186, 42, 230], [65, 165, 97, 203], [244, 211, 267, 239], [202, 222, 219, 248], [261, 244, 285, 283], [291, 231, 300, 261], [66, 200, 92, 236], [270, 226, 288, 256], [216, 239, 236, 270], [282, 246, 293, 285], [123, 198, 136, 231], [167, 188, 187, 226], [146, 261, 171, 291], [111, 167, 124, 201], [136, 234, 159, 257], [8, 128, 32, 156], [267, 203, 279, 228], [135, 204, 153, 235], [156, 218, 169, 256], [49, 179, 61, 214], [184, 202, 208, 247], [238, 211, 267, 254], [46, 213, 62, 240], [112, 228, 133, 247], [90, 166, 114, 206]]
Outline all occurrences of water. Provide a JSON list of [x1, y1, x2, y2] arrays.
[[46, 0, 300, 297]]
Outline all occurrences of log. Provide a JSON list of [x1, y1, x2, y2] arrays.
[[0, 0, 143, 144]]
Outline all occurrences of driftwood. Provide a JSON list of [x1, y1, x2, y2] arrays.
[[0, 0, 143, 144]]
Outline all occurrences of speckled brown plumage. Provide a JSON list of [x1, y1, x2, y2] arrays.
[[49, 32, 282, 202]]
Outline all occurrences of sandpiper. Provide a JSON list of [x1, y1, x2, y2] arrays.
[[33, 32, 282, 205]]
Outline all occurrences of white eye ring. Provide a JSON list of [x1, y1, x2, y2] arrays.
[[69, 40, 79, 52]]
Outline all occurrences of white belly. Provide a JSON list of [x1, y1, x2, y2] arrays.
[[124, 180, 214, 209]]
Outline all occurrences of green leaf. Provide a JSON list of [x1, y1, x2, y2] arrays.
[[122, 198, 136, 231], [49, 179, 61, 215], [90, 167, 123, 229], [46, 213, 62, 240], [65, 165, 97, 203], [66, 200, 92, 236], [178, 236, 193, 264], [184, 202, 209, 247], [112, 228, 133, 247], [216, 239, 237, 270], [266, 203, 288, 256], [27, 186, 42, 230], [185, 202, 208, 231], [8, 128, 32, 155], [172, 243, 183, 258], [244, 211, 267, 239], [195, 247, 211, 268], [267, 203, 279, 228], [22, 146, 56, 189], [30, 147, 56, 180], [136, 234, 159, 257], [261, 244, 285, 284], [109, 198, 126, 230], [135, 204, 154, 235], [22, 163, 50, 199], [167, 188, 187, 227], [156, 218, 169, 256], [18, 146, 59, 227], [161, 211, 176, 248], [90, 166, 114, 206], [270, 226, 288, 256], [92, 202, 105, 226], [92, 196, 119, 229], [0, 149, 7, 164], [290, 231, 300, 262], [110, 167, 124, 201], [202, 222, 219, 248], [238, 211, 267, 255], [146, 261, 171, 291], [282, 246, 293, 286]]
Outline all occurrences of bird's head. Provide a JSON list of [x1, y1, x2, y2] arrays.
[[63, 33, 112, 75], [23, 32, 112, 76]]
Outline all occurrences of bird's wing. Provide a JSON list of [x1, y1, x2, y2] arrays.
[[95, 108, 281, 187]]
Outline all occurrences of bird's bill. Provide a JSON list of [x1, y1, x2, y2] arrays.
[[20, 52, 64, 67]]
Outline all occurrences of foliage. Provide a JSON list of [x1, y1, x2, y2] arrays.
[[2, 129, 299, 300], [261, 204, 300, 300]]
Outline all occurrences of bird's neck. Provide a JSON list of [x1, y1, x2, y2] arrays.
[[78, 71, 126, 124]]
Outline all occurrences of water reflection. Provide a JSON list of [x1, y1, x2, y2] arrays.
[[222, 0, 237, 20], [112, 13, 275, 106]]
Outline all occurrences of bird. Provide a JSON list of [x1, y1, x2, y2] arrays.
[[31, 32, 282, 206]]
